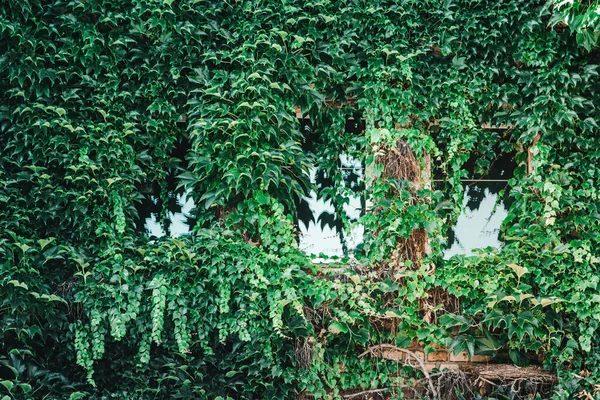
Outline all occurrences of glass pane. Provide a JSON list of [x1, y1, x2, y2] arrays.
[[443, 182, 509, 258], [437, 132, 515, 258], [299, 155, 364, 259], [296, 116, 365, 260], [135, 139, 194, 238], [143, 189, 194, 238]]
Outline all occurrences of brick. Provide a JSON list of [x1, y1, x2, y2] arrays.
[[427, 351, 448, 362], [429, 343, 446, 350], [447, 352, 491, 362], [407, 350, 425, 361], [438, 363, 460, 371], [471, 355, 491, 363], [424, 362, 438, 372], [381, 349, 406, 361], [448, 351, 470, 362]]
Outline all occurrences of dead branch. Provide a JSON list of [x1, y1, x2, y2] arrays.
[[342, 387, 391, 399], [358, 344, 438, 398]]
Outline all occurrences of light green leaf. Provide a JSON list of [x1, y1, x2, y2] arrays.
[[328, 321, 348, 335], [0, 381, 14, 391], [8, 280, 28, 290], [16, 243, 31, 253], [507, 263, 529, 279], [38, 238, 55, 250]]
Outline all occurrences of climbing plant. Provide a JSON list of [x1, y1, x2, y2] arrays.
[[1, 0, 599, 398]]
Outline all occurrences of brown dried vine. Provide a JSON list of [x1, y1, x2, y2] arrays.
[[373, 139, 458, 320], [377, 140, 421, 188], [372, 139, 429, 272]]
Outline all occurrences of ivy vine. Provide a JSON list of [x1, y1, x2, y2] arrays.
[[1, 0, 599, 398]]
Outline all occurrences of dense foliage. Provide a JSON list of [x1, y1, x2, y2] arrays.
[[1, 0, 600, 398]]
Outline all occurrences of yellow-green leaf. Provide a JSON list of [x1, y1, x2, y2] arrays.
[[507, 263, 529, 279]]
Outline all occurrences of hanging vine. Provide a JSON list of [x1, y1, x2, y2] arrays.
[[1, 0, 599, 398]]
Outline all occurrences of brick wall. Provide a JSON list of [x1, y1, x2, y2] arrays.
[[376, 345, 491, 372]]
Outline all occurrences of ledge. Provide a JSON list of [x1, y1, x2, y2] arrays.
[[364, 343, 555, 383]]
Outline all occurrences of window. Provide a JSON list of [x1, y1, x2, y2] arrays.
[[294, 120, 516, 261], [134, 138, 196, 238], [138, 188, 195, 238], [296, 117, 366, 259], [438, 132, 515, 258]]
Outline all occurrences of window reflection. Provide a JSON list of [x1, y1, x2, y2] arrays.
[[134, 138, 195, 238], [443, 183, 509, 258], [298, 156, 364, 258], [296, 117, 365, 259], [441, 136, 515, 258], [143, 189, 195, 238]]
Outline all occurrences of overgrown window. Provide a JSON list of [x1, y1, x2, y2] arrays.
[[296, 121, 516, 260], [439, 131, 516, 258]]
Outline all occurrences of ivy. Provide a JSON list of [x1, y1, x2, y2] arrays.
[[1, 0, 600, 398]]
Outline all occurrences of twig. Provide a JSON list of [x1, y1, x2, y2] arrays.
[[341, 373, 445, 399], [477, 376, 498, 386], [343, 388, 392, 399], [358, 344, 438, 399], [576, 391, 594, 400]]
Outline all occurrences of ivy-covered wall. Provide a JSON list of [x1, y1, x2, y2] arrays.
[[1, 0, 600, 398]]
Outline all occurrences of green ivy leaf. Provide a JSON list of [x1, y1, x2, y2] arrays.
[[328, 321, 348, 335]]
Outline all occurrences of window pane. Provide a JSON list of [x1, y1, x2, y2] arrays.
[[135, 139, 194, 238], [142, 189, 195, 238], [296, 116, 365, 260], [443, 182, 509, 258], [298, 162, 364, 259], [436, 131, 515, 258]]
